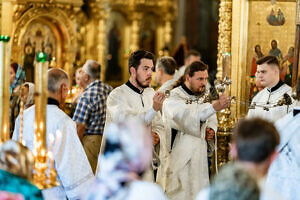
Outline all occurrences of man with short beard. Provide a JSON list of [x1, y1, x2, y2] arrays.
[[99, 50, 167, 182], [163, 61, 231, 200]]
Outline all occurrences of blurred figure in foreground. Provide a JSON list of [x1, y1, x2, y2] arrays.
[[0, 140, 42, 200], [84, 118, 167, 200]]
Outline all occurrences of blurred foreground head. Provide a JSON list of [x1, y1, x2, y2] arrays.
[[0, 140, 34, 181], [85, 118, 153, 199]]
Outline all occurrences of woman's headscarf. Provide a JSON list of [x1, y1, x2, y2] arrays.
[[10, 64, 26, 94], [84, 118, 153, 200], [23, 82, 35, 108]]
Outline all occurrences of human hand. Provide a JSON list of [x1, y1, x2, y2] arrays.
[[205, 127, 215, 141], [152, 132, 160, 146], [212, 94, 231, 111], [153, 92, 166, 112]]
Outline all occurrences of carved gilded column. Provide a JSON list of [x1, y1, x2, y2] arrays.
[[163, 14, 173, 55], [215, 0, 233, 170], [97, 16, 107, 82], [1, 1, 13, 36], [217, 0, 232, 80], [129, 13, 142, 52]]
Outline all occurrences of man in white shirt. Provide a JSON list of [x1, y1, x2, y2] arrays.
[[248, 55, 294, 122], [163, 61, 231, 200], [156, 56, 177, 92], [13, 68, 94, 200], [99, 50, 166, 182], [266, 79, 300, 200]]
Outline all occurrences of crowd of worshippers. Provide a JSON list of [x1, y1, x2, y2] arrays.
[[1, 49, 300, 200]]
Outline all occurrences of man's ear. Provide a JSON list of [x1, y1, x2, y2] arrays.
[[269, 151, 278, 163], [130, 66, 136, 77], [186, 74, 191, 82]]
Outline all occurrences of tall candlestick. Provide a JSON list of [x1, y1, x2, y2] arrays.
[[33, 52, 49, 189], [19, 99, 24, 145], [0, 36, 11, 143]]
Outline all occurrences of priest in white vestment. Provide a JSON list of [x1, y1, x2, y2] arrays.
[[155, 56, 177, 93], [266, 79, 300, 200], [99, 50, 167, 183], [248, 55, 295, 122], [13, 68, 94, 200], [163, 61, 231, 200]]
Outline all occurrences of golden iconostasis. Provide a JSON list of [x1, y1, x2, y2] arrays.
[[231, 0, 297, 118]]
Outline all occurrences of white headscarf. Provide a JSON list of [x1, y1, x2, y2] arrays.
[[23, 82, 34, 108]]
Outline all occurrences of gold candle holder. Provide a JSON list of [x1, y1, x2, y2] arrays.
[[48, 152, 59, 186], [0, 36, 11, 143], [33, 54, 49, 189], [215, 53, 235, 170]]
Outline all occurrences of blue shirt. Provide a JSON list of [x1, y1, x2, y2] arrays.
[[73, 80, 113, 135]]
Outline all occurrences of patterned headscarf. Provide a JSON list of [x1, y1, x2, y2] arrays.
[[23, 82, 35, 108], [10, 64, 26, 94], [83, 118, 153, 200]]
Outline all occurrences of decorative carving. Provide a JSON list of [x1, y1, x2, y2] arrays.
[[217, 0, 232, 80], [12, 6, 79, 66], [216, 0, 233, 170]]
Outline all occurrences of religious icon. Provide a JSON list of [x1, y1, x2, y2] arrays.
[[23, 39, 35, 82], [267, 8, 285, 26], [280, 47, 294, 86], [42, 40, 53, 62], [139, 18, 156, 54], [269, 40, 283, 61], [251, 44, 264, 77], [106, 23, 122, 81]]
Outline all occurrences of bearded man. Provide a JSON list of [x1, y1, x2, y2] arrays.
[[163, 61, 231, 200], [99, 50, 166, 182]]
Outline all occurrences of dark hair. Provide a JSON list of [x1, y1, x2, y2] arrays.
[[296, 78, 300, 100], [157, 56, 177, 75], [128, 50, 155, 74], [232, 118, 279, 163], [256, 55, 279, 68], [10, 63, 19, 73], [171, 61, 208, 89], [184, 49, 201, 60], [185, 61, 208, 77], [271, 40, 277, 45]]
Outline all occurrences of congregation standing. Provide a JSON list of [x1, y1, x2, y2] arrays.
[[1, 47, 300, 200]]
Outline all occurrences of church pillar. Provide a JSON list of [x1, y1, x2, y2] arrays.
[[129, 13, 142, 52], [1, 1, 13, 36], [163, 15, 173, 55], [216, 0, 232, 80], [215, 0, 233, 171], [97, 16, 107, 82]]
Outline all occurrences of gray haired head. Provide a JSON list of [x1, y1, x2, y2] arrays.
[[82, 60, 101, 80], [48, 68, 69, 94]]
